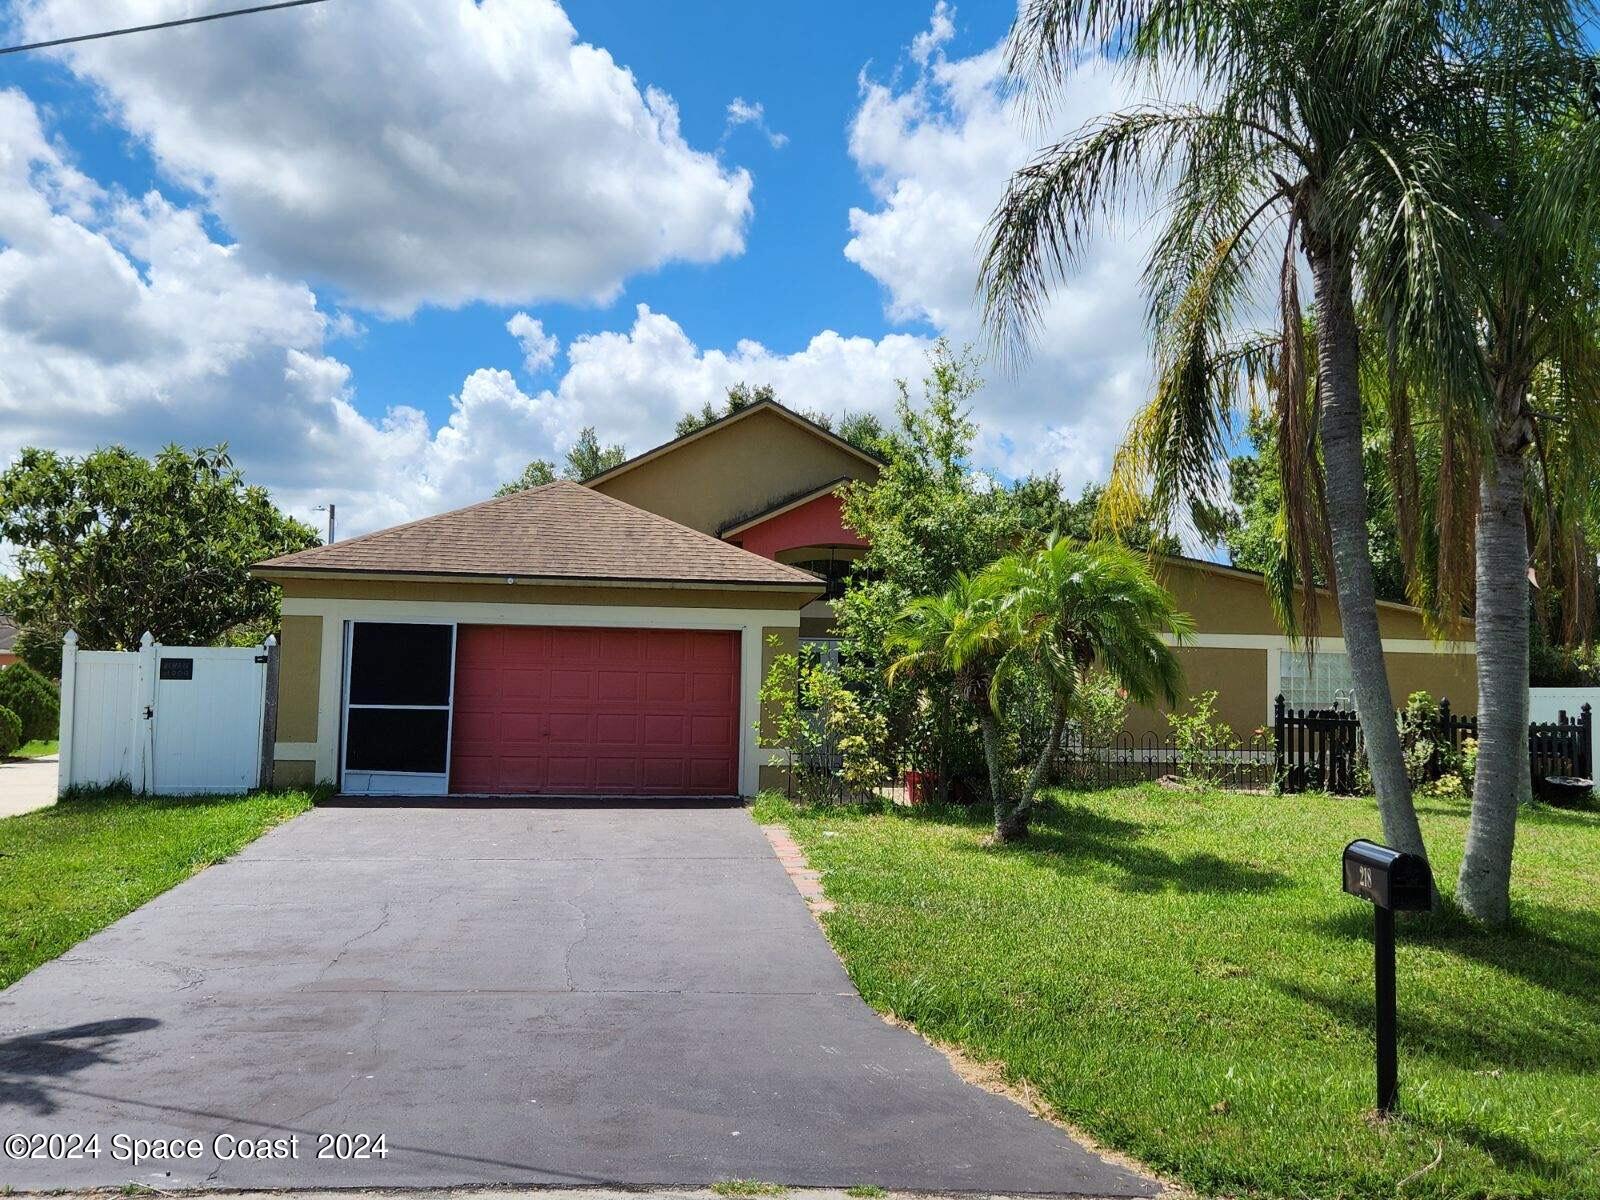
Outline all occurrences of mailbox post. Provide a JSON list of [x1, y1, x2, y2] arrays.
[[1341, 839, 1433, 1114]]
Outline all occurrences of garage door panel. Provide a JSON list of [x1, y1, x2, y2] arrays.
[[451, 625, 738, 796]]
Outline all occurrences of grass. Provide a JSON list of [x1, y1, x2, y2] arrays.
[[754, 786, 1600, 1200], [0, 786, 320, 989], [8, 739, 58, 759], [710, 1181, 787, 1196]]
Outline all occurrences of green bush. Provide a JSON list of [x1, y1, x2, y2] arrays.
[[0, 705, 21, 758], [0, 662, 59, 742]]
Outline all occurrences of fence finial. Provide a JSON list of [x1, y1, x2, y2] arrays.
[[139, 631, 155, 647], [63, 629, 78, 646], [264, 634, 277, 647]]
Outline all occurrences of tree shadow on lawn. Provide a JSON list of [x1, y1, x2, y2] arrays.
[[1412, 1114, 1584, 1187], [929, 798, 1292, 896], [1273, 906, 1600, 1071]]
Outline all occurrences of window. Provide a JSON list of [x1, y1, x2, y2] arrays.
[[343, 622, 455, 777], [789, 557, 855, 600], [1280, 650, 1355, 712]]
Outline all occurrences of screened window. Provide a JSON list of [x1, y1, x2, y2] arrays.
[[1280, 650, 1355, 712], [344, 622, 455, 775]]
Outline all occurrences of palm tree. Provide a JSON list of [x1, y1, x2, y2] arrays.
[[1423, 6, 1600, 924], [983, 539, 1192, 839], [886, 574, 1016, 838], [980, 0, 1467, 865]]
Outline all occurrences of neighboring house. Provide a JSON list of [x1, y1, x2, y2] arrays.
[[0, 615, 18, 668], [252, 397, 1473, 796]]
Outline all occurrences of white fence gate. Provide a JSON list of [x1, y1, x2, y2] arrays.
[[59, 631, 278, 795]]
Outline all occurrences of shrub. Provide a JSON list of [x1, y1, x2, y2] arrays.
[[0, 662, 59, 742], [1069, 668, 1130, 747], [758, 641, 890, 804], [1167, 691, 1241, 785], [0, 705, 20, 758]]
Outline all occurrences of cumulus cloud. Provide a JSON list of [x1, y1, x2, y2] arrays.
[[843, 8, 1153, 488], [723, 98, 789, 149], [17, 0, 752, 315], [506, 313, 561, 374]]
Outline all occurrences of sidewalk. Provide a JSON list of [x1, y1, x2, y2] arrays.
[[0, 754, 57, 818]]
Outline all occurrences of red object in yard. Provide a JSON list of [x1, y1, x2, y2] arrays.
[[450, 625, 739, 795], [905, 770, 933, 805]]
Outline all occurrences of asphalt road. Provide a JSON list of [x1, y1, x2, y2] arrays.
[[0, 802, 1157, 1196]]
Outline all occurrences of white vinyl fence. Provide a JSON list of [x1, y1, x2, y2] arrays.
[[1529, 687, 1600, 778], [59, 631, 279, 795]]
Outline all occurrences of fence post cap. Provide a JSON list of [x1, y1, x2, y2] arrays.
[[139, 631, 155, 647], [264, 634, 277, 648], [63, 629, 78, 646]]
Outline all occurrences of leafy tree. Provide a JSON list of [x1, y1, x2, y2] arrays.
[[675, 382, 776, 437], [0, 445, 317, 673], [836, 344, 1026, 796], [0, 705, 20, 759], [0, 663, 58, 742], [981, 0, 1464, 867], [494, 458, 556, 496], [1013, 477, 1180, 556], [562, 426, 626, 481]]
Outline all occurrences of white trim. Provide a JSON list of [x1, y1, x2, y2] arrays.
[[1162, 632, 1474, 654], [284, 598, 800, 796], [257, 568, 818, 593]]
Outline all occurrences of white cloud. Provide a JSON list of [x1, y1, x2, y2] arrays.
[[18, 0, 752, 316], [506, 312, 560, 374], [843, 7, 1153, 488], [724, 98, 789, 149], [910, 0, 956, 65]]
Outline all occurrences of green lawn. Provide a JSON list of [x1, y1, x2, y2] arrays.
[[10, 738, 59, 759], [754, 786, 1600, 1200], [0, 787, 319, 989]]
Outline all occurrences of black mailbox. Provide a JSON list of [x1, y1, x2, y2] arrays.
[[1342, 840, 1432, 912]]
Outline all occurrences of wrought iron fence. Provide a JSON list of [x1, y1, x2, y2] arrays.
[[1057, 729, 1277, 791]]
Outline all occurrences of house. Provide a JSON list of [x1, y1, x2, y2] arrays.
[[0, 615, 18, 668], [254, 396, 1473, 795], [1129, 556, 1475, 739]]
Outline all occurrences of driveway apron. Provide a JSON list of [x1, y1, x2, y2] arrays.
[[0, 803, 1157, 1195]]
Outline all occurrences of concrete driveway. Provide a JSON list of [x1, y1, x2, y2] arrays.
[[0, 756, 57, 819], [0, 803, 1156, 1196]]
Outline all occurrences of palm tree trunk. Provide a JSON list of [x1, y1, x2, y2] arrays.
[[1457, 395, 1532, 925], [1014, 711, 1066, 825], [977, 706, 1020, 842], [1307, 242, 1430, 864]]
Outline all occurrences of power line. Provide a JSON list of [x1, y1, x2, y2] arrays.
[[0, 1, 332, 57]]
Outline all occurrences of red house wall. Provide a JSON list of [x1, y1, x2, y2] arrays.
[[727, 491, 867, 561]]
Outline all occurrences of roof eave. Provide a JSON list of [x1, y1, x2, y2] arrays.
[[250, 565, 824, 592]]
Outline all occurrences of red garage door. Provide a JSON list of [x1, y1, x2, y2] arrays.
[[450, 626, 740, 796]]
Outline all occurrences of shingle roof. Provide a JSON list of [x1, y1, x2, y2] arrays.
[[253, 481, 824, 589]]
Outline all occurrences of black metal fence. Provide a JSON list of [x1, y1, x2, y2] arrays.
[[783, 696, 1593, 804]]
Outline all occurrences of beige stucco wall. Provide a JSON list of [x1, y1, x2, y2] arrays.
[[1125, 646, 1271, 739], [275, 576, 812, 609], [272, 759, 317, 788], [1154, 558, 1469, 642], [276, 615, 322, 743], [759, 625, 799, 746], [590, 406, 876, 535], [1386, 651, 1478, 709]]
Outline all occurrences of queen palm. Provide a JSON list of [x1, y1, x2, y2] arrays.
[[980, 0, 1469, 864], [1419, 7, 1600, 924]]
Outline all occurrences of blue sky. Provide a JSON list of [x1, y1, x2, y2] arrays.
[[0, 1, 1153, 537]]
